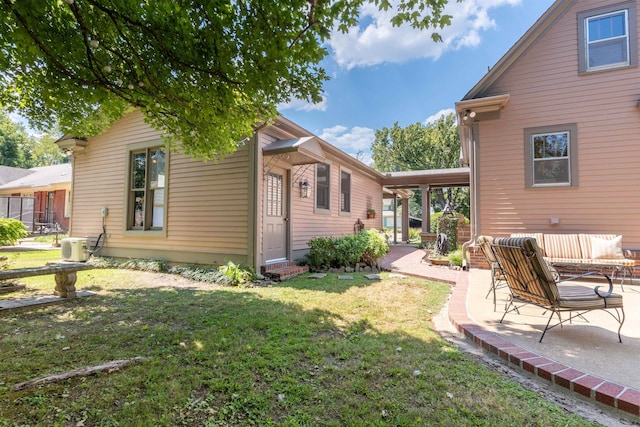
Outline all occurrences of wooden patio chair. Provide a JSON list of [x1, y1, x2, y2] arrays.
[[477, 236, 508, 311], [491, 237, 625, 343]]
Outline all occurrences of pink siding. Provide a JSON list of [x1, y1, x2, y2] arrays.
[[290, 159, 382, 252], [475, 0, 640, 249]]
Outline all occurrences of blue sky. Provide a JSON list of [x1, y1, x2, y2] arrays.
[[278, 0, 556, 164]]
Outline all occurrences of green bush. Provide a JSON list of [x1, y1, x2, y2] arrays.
[[305, 229, 389, 271], [408, 228, 421, 242], [0, 218, 28, 246], [436, 215, 458, 255], [448, 249, 463, 267], [218, 261, 258, 286]]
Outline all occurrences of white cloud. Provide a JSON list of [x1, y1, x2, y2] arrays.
[[328, 0, 522, 69], [278, 95, 328, 112], [319, 125, 376, 163], [425, 108, 456, 124]]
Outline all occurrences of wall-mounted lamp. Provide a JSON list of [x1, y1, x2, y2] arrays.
[[299, 180, 311, 198], [463, 109, 477, 121]]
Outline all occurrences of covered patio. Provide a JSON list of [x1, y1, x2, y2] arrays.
[[380, 167, 470, 244]]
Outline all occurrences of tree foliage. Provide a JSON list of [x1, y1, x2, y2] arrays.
[[371, 113, 469, 218], [0, 111, 67, 168], [0, 0, 456, 161], [0, 111, 30, 167]]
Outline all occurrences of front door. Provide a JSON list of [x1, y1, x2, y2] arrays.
[[264, 169, 288, 262]]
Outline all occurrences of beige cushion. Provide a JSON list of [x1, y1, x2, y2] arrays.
[[591, 235, 624, 259]]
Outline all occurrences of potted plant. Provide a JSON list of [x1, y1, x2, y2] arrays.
[[366, 208, 376, 219]]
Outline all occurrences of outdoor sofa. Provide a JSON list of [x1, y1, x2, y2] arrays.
[[509, 233, 635, 285]]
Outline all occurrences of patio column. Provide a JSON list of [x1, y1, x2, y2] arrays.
[[421, 185, 431, 233], [393, 193, 398, 244], [401, 197, 409, 242]]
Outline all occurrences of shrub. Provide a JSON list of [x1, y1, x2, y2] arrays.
[[0, 218, 28, 246], [408, 228, 421, 242], [436, 215, 458, 255], [218, 261, 258, 286], [306, 229, 389, 271], [448, 249, 464, 267]]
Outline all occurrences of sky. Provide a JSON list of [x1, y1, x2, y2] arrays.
[[278, 0, 556, 164]]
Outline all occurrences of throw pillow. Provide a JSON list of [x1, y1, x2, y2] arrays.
[[591, 235, 624, 259]]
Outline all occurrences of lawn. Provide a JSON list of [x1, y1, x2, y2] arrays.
[[0, 250, 599, 426]]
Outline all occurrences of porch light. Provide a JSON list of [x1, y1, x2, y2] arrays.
[[463, 109, 476, 121], [299, 180, 311, 198]]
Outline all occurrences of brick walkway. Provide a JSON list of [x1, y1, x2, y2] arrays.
[[380, 244, 640, 420]]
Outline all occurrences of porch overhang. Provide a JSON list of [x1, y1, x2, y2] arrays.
[[263, 136, 326, 165], [381, 167, 470, 191]]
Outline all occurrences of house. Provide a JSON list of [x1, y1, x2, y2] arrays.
[[382, 199, 422, 229], [0, 163, 72, 232], [57, 111, 390, 271], [456, 0, 640, 259]]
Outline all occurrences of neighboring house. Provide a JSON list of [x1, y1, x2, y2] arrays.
[[0, 163, 72, 232], [456, 0, 640, 250], [57, 111, 388, 270], [382, 199, 422, 229]]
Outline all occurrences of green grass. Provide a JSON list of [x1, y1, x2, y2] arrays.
[[0, 250, 599, 426]]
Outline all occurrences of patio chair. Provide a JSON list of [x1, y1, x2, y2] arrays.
[[476, 236, 508, 311], [491, 237, 625, 343]]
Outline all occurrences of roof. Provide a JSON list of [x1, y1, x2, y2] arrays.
[[463, 0, 573, 100], [381, 167, 470, 190], [0, 163, 72, 190], [0, 166, 33, 185]]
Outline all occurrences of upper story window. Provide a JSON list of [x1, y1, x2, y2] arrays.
[[524, 124, 578, 189], [128, 146, 166, 230], [340, 169, 351, 214], [578, 3, 637, 73], [316, 163, 330, 211]]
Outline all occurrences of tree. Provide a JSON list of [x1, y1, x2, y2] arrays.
[[371, 113, 469, 218], [0, 110, 30, 167], [0, 0, 456, 161], [27, 132, 69, 167]]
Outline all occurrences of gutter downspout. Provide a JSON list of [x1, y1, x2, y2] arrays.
[[248, 122, 268, 270], [461, 123, 478, 270]]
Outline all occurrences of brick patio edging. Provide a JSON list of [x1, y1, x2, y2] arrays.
[[448, 272, 640, 419]]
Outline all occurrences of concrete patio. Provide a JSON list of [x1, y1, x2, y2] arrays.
[[379, 244, 640, 420]]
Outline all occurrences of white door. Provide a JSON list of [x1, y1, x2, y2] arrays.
[[264, 169, 288, 262]]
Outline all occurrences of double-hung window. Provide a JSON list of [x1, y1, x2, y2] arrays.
[[316, 163, 330, 211], [340, 169, 351, 214], [524, 124, 577, 188], [578, 3, 637, 73], [129, 146, 166, 230]]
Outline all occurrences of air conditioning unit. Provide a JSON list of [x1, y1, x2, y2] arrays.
[[61, 238, 90, 262]]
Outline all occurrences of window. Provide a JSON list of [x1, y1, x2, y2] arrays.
[[266, 172, 283, 217], [316, 163, 330, 211], [128, 146, 166, 230], [340, 170, 351, 213], [524, 124, 577, 188], [578, 3, 637, 73]]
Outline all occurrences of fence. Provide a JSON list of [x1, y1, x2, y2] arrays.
[[0, 196, 35, 231]]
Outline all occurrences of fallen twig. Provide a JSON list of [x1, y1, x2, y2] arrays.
[[13, 357, 144, 391]]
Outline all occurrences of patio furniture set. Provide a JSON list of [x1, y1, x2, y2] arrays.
[[477, 234, 628, 343]]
